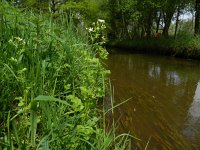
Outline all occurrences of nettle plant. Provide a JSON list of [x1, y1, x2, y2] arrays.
[[87, 19, 108, 59]]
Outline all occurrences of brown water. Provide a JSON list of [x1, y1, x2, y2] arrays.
[[106, 52, 200, 149]]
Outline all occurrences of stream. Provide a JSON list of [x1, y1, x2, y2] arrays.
[[106, 52, 200, 149]]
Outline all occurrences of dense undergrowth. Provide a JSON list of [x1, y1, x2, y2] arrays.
[[109, 35, 200, 59], [0, 2, 134, 149]]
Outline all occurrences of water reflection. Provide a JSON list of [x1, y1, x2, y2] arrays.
[[107, 53, 200, 149], [148, 64, 160, 78], [183, 81, 200, 143], [166, 71, 181, 85]]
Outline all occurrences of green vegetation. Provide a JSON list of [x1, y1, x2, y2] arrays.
[[109, 35, 200, 59], [106, 0, 200, 58], [107, 0, 196, 39], [0, 1, 135, 149], [4, 0, 200, 57], [1, 0, 200, 149]]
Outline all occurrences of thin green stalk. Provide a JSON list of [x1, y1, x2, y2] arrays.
[[30, 100, 37, 147], [145, 136, 151, 150], [105, 97, 132, 115], [12, 119, 21, 148], [111, 85, 115, 144]]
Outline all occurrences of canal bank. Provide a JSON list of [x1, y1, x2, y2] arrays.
[[107, 37, 200, 60]]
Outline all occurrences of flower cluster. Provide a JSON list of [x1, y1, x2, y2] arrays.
[[86, 19, 106, 45], [86, 19, 108, 59]]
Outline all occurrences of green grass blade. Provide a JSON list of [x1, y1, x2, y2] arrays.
[[115, 133, 141, 141], [3, 64, 18, 80], [43, 139, 49, 150], [30, 100, 37, 147], [145, 136, 151, 150], [34, 95, 72, 107], [12, 120, 21, 148], [105, 97, 132, 115]]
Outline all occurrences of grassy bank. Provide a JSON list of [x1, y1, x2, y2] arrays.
[[0, 2, 134, 149], [108, 35, 200, 59]]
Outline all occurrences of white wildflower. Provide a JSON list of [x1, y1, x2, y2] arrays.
[[88, 27, 93, 32], [97, 19, 105, 23]]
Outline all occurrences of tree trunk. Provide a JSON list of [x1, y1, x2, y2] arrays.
[[141, 26, 145, 38], [146, 11, 153, 38], [174, 6, 181, 38], [121, 9, 129, 39], [163, 11, 174, 38], [108, 0, 118, 39], [195, 0, 200, 36], [156, 12, 161, 33]]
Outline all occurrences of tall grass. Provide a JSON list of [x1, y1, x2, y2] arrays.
[[0, 2, 104, 149], [0, 2, 136, 149]]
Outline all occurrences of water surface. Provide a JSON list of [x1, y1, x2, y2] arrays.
[[106, 52, 200, 149]]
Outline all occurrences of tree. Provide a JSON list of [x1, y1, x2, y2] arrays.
[[108, 0, 139, 39], [195, 0, 200, 35], [174, 5, 181, 38], [162, 0, 177, 37]]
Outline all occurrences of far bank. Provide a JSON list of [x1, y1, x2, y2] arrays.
[[107, 36, 200, 60]]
